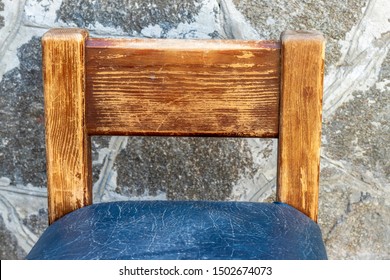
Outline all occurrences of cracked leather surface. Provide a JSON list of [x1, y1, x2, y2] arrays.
[[26, 201, 327, 259]]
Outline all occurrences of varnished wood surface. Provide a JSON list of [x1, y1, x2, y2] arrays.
[[42, 28, 92, 224], [85, 38, 280, 137], [42, 28, 325, 224], [277, 30, 325, 222]]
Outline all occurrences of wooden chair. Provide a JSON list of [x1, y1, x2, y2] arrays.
[[27, 28, 326, 259]]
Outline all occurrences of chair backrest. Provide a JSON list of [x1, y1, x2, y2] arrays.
[[42, 28, 324, 224]]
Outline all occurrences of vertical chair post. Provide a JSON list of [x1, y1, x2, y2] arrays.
[[42, 28, 92, 224], [277, 31, 325, 222]]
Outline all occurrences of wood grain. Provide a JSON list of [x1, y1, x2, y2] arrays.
[[277, 30, 325, 222], [42, 28, 325, 224], [42, 28, 92, 224], [85, 38, 280, 137]]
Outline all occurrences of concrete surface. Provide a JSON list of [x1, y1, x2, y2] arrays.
[[0, 0, 389, 259]]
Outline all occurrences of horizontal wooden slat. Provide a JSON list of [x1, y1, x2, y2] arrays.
[[85, 38, 280, 137]]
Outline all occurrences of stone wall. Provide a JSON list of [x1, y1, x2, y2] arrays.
[[0, 0, 388, 259]]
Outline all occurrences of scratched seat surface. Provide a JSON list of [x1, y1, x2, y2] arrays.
[[26, 201, 327, 260]]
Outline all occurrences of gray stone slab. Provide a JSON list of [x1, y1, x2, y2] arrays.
[[0, 215, 26, 259], [0, 0, 389, 260], [0, 0, 4, 28], [232, 0, 367, 67], [57, 0, 203, 36], [323, 52, 390, 187], [114, 137, 254, 200], [0, 37, 46, 187]]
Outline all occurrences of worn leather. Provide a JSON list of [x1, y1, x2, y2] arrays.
[[27, 201, 327, 260]]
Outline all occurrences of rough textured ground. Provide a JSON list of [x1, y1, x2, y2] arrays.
[[0, 0, 389, 259]]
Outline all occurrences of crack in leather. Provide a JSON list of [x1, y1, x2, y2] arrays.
[[26, 201, 327, 260]]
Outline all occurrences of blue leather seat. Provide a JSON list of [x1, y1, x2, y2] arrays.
[[27, 201, 327, 260]]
